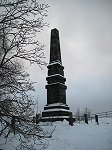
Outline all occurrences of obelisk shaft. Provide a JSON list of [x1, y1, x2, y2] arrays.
[[50, 28, 62, 64]]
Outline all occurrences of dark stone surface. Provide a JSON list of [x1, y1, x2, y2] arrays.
[[44, 104, 69, 110], [50, 28, 62, 63], [42, 110, 72, 117], [42, 28, 72, 121], [48, 63, 64, 76], [46, 83, 67, 104], [46, 29, 67, 105]]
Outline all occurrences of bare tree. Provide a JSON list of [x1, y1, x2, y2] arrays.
[[75, 108, 81, 123], [83, 107, 92, 121], [0, 0, 48, 67], [0, 0, 51, 149]]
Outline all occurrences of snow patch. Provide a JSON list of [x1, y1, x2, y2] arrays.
[[45, 102, 68, 107], [43, 108, 70, 112], [48, 61, 62, 66]]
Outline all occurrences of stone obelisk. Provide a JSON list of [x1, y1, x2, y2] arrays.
[[42, 28, 72, 121]]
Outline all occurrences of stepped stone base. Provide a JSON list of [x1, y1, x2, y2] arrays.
[[44, 102, 69, 110], [41, 103, 72, 122]]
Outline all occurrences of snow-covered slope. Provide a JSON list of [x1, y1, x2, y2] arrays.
[[45, 118, 112, 150]]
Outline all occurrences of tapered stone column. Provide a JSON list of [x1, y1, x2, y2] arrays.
[[42, 28, 72, 121]]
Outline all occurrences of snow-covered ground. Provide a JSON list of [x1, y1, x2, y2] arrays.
[[44, 117, 112, 150], [0, 117, 112, 150]]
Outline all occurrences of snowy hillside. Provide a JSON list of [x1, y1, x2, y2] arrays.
[[44, 117, 112, 150]]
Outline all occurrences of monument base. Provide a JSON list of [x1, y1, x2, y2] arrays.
[[41, 103, 72, 122]]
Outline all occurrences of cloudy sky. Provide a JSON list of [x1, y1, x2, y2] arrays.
[[27, 0, 112, 114]]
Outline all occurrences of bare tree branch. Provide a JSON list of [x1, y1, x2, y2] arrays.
[[0, 0, 50, 150]]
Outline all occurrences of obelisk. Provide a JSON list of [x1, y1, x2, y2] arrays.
[[42, 28, 72, 121]]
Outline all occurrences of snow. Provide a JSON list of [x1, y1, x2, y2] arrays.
[[43, 108, 70, 112], [48, 61, 62, 66], [41, 116, 70, 119], [44, 117, 112, 150], [46, 74, 64, 78], [45, 102, 68, 107], [0, 118, 112, 150], [46, 82, 66, 86]]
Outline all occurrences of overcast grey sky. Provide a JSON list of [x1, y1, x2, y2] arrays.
[[27, 0, 112, 114]]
